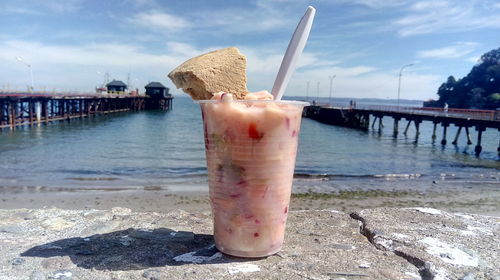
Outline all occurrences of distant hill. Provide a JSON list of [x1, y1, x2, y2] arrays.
[[424, 47, 500, 109]]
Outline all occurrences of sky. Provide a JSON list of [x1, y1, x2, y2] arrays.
[[1, 0, 499, 100]]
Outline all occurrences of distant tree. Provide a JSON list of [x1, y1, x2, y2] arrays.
[[426, 47, 500, 109], [486, 93, 500, 109], [436, 76, 457, 106]]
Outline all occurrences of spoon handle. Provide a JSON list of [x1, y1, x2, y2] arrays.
[[271, 6, 316, 100]]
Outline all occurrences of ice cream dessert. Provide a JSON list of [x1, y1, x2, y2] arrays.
[[168, 47, 307, 257]]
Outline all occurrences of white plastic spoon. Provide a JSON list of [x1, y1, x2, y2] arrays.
[[271, 6, 316, 101]]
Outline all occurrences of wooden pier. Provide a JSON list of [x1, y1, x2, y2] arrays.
[[0, 92, 173, 129], [304, 104, 500, 155]]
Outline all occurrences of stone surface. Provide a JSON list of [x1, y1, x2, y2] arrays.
[[351, 207, 500, 280], [0, 207, 497, 280]]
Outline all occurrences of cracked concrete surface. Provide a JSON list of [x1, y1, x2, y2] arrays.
[[0, 207, 497, 279], [350, 207, 499, 280]]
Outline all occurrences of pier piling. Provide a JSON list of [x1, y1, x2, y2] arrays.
[[474, 126, 484, 155], [441, 123, 449, 145], [414, 119, 421, 136], [403, 120, 411, 135], [1, 94, 172, 129], [432, 122, 438, 140], [465, 127, 473, 145], [498, 131, 500, 156], [393, 118, 400, 137], [452, 126, 462, 145], [475, 126, 485, 155], [303, 104, 499, 155]]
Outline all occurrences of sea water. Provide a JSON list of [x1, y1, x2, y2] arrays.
[[0, 95, 498, 193]]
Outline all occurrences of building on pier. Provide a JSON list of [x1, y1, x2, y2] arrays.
[[106, 80, 127, 94], [144, 82, 172, 110], [145, 82, 170, 98]]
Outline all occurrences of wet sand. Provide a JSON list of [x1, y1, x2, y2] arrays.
[[1, 179, 499, 216]]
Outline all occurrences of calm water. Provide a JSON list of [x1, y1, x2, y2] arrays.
[[0, 96, 498, 192]]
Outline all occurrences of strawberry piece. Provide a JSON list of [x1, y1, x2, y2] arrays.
[[248, 122, 263, 140]]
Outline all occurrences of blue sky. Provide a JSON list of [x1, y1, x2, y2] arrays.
[[1, 0, 499, 100]]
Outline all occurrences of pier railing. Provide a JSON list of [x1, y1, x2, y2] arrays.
[[0, 91, 173, 129], [0, 90, 134, 98], [318, 103, 499, 122], [305, 103, 499, 155]]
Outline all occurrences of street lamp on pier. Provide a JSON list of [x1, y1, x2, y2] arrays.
[[397, 63, 413, 109], [306, 81, 310, 101], [316, 81, 320, 100], [16, 56, 34, 92], [329, 75, 336, 106]]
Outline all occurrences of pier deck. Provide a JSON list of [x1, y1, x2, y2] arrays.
[[304, 104, 500, 155], [0, 92, 173, 129]]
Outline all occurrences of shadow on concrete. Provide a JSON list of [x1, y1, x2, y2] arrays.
[[21, 227, 251, 270]]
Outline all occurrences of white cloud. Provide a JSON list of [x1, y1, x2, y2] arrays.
[[342, 0, 410, 8], [126, 2, 294, 35], [466, 56, 481, 64], [417, 42, 479, 59], [393, 0, 500, 36], [198, 9, 292, 33], [0, 0, 82, 14], [284, 70, 441, 100], [0, 39, 199, 91], [242, 48, 345, 93], [40, 0, 82, 13], [125, 0, 160, 8], [0, 38, 441, 100], [0, 6, 42, 15], [129, 11, 191, 31]]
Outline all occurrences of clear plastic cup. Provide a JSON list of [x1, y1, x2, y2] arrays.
[[198, 99, 308, 257]]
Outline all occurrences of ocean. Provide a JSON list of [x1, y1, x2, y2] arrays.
[[0, 95, 498, 194]]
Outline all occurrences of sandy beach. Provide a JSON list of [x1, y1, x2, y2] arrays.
[[2, 178, 499, 216]]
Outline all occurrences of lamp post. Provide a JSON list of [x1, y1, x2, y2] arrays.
[[306, 81, 310, 101], [316, 81, 320, 100], [16, 56, 34, 92], [397, 63, 413, 109], [329, 75, 336, 106]]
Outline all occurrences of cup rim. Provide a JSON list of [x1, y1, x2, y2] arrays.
[[195, 99, 310, 106]]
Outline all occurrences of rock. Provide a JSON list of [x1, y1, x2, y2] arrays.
[[358, 262, 370, 268], [50, 269, 72, 279], [350, 207, 500, 280], [11, 257, 26, 265], [41, 257, 74, 270], [111, 207, 132, 216], [0, 207, 496, 279], [41, 218, 75, 231], [29, 271, 45, 280], [0, 224, 25, 233], [82, 220, 121, 235], [141, 269, 162, 280], [170, 231, 195, 242]]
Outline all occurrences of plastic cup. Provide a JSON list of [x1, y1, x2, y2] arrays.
[[198, 99, 308, 257]]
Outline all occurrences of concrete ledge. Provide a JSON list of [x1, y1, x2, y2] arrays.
[[0, 207, 498, 280]]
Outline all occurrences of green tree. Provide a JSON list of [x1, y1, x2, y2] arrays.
[[426, 47, 500, 109], [486, 93, 500, 109]]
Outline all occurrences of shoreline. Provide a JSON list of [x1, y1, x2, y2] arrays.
[[1, 179, 499, 216]]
